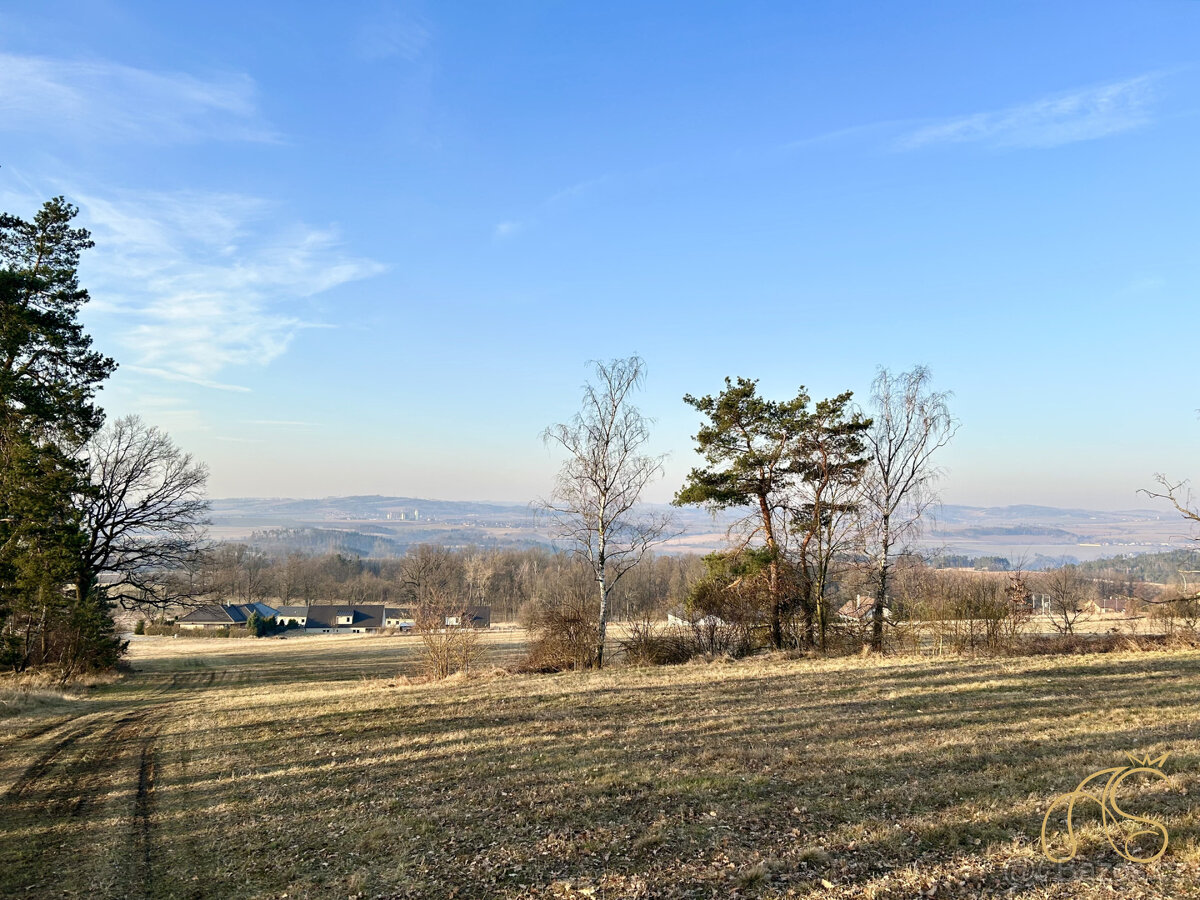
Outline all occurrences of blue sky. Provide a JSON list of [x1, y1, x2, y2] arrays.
[[2, 1, 1197, 509]]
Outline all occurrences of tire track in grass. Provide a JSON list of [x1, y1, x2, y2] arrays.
[[66, 711, 151, 819], [1, 720, 93, 804], [131, 728, 160, 896], [0, 661, 222, 896], [8, 713, 78, 743]]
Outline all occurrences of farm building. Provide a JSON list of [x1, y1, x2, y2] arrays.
[[177, 603, 491, 634], [177, 602, 279, 629], [837, 595, 889, 621], [666, 607, 727, 628], [302, 604, 391, 634], [294, 604, 490, 633], [274, 605, 309, 627]]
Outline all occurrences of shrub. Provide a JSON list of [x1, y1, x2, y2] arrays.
[[892, 568, 1032, 655], [518, 571, 602, 672], [620, 621, 695, 666], [414, 592, 483, 679]]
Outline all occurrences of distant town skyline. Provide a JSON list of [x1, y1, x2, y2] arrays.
[[2, 2, 1197, 511]]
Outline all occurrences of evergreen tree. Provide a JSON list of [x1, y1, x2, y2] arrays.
[[675, 377, 810, 648], [0, 198, 118, 675]]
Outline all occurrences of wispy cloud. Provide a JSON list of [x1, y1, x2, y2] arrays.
[[125, 366, 253, 393], [896, 74, 1161, 151], [493, 176, 613, 241], [74, 189, 384, 388], [493, 220, 523, 240], [783, 120, 909, 152], [115, 394, 207, 432], [544, 176, 611, 207], [355, 4, 431, 62], [0, 52, 275, 144]]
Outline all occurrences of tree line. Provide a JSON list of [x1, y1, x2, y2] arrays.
[[159, 543, 702, 627]]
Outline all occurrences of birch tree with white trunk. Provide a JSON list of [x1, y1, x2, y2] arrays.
[[541, 356, 672, 668], [860, 366, 957, 652]]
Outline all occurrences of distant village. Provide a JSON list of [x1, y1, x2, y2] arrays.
[[177, 602, 492, 634]]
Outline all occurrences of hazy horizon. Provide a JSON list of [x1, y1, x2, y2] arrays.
[[206, 491, 1175, 518]]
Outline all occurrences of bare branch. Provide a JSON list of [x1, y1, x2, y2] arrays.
[[77, 415, 210, 609]]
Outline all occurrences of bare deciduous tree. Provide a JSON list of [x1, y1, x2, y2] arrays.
[[1141, 474, 1200, 604], [1143, 473, 1200, 531], [541, 356, 673, 668], [860, 366, 957, 652], [1039, 564, 1093, 635], [78, 415, 210, 609]]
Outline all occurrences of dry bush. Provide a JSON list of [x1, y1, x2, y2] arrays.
[[682, 614, 761, 659], [516, 560, 608, 672], [682, 555, 771, 657], [1149, 589, 1200, 635], [414, 592, 484, 679], [143, 624, 252, 639], [619, 620, 695, 666], [819, 616, 880, 655], [518, 594, 599, 672], [892, 567, 1031, 655], [1022, 633, 1198, 655]]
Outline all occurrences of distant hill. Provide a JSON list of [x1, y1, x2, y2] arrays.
[[207, 495, 1195, 562]]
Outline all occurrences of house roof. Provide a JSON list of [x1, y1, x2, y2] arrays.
[[304, 604, 388, 630], [177, 602, 278, 624], [276, 605, 308, 617], [178, 604, 238, 624], [838, 596, 879, 620]]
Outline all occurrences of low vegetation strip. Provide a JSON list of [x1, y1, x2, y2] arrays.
[[1, 637, 1198, 898]]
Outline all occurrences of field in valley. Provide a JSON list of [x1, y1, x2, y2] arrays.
[[2, 633, 1200, 899]]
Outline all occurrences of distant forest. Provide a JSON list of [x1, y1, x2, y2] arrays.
[[246, 526, 547, 558], [931, 548, 1200, 583]]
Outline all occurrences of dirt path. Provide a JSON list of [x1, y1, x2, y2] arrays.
[[0, 668, 216, 899]]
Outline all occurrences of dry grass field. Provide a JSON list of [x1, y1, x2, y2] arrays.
[[3, 633, 1200, 899]]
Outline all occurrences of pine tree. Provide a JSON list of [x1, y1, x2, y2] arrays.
[[0, 198, 118, 675]]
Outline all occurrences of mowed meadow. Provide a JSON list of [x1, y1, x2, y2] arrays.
[[3, 634, 1200, 899]]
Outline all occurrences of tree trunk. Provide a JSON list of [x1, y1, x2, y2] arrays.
[[769, 568, 783, 649], [872, 560, 888, 652], [871, 517, 891, 652], [596, 576, 608, 669], [595, 521, 608, 668]]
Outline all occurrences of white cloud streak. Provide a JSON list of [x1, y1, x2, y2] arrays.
[[75, 189, 384, 387], [355, 5, 431, 62], [0, 52, 276, 144], [493, 220, 523, 240], [896, 74, 1161, 151]]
